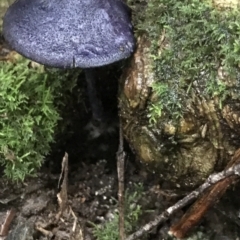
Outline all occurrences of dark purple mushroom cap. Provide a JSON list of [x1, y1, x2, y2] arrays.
[[3, 0, 135, 68]]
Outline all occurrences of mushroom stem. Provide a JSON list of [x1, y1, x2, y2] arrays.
[[84, 68, 104, 122]]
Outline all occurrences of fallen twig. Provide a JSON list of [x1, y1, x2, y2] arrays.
[[169, 148, 240, 238], [126, 161, 240, 240]]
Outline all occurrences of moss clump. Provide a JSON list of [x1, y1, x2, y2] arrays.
[[136, 0, 240, 125], [0, 58, 77, 181]]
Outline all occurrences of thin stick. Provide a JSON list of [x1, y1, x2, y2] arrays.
[[170, 148, 240, 238], [117, 119, 125, 240], [126, 163, 240, 240]]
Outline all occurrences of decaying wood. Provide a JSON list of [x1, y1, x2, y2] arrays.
[[169, 148, 240, 238]]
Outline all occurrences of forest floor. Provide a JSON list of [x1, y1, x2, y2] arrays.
[[0, 44, 240, 240], [1, 137, 240, 240], [1, 1, 240, 239]]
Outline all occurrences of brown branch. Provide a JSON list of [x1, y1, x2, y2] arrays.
[[126, 159, 240, 240], [169, 148, 240, 238]]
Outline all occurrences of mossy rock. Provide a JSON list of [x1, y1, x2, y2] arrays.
[[119, 0, 240, 189]]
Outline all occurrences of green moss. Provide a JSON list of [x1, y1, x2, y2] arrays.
[[134, 0, 240, 125], [0, 58, 78, 181]]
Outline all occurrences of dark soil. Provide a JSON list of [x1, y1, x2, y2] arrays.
[[1, 141, 240, 240]]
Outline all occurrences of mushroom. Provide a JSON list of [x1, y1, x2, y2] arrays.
[[3, 0, 135, 121]]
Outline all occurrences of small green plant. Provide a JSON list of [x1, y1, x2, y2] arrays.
[[0, 58, 77, 181], [148, 82, 182, 125], [205, 79, 228, 109], [92, 184, 144, 240]]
